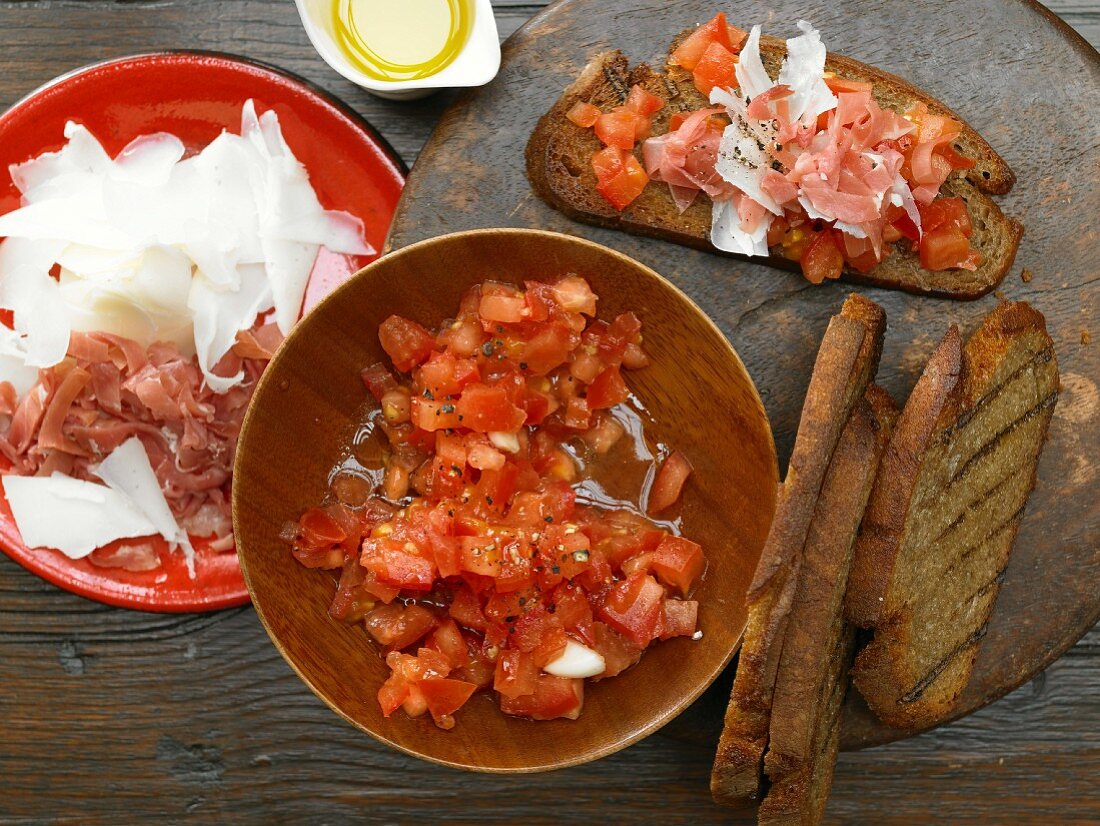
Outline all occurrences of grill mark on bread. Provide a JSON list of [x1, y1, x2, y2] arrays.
[[945, 346, 1055, 436], [899, 564, 1007, 704], [952, 507, 1026, 572], [899, 623, 989, 704], [949, 391, 1059, 484], [848, 302, 1056, 730], [937, 464, 1023, 540], [602, 64, 629, 101]]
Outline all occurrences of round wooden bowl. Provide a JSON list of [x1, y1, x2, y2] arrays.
[[233, 228, 778, 772]]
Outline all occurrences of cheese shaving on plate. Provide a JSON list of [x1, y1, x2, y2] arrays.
[[0, 100, 371, 576], [0, 100, 372, 390]]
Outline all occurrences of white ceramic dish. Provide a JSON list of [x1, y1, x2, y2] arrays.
[[295, 0, 501, 101]]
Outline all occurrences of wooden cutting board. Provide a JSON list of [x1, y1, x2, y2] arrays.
[[386, 0, 1100, 749]]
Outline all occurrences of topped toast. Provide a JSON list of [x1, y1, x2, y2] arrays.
[[526, 15, 1023, 299]]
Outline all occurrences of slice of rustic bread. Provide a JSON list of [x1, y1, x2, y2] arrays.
[[848, 301, 1059, 729], [525, 33, 1022, 300], [710, 295, 885, 805], [755, 387, 897, 826], [845, 326, 964, 627], [764, 388, 897, 773], [757, 628, 852, 826]]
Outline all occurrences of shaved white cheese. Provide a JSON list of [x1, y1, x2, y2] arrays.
[[734, 25, 772, 100], [797, 194, 832, 223], [189, 263, 273, 392], [0, 326, 40, 397], [544, 639, 606, 679], [92, 437, 195, 577], [832, 221, 868, 239], [714, 127, 782, 217], [10, 122, 112, 202], [777, 21, 837, 127], [891, 174, 923, 236], [711, 88, 783, 218], [3, 472, 157, 559], [711, 198, 772, 257], [0, 100, 373, 391], [1, 264, 70, 368]]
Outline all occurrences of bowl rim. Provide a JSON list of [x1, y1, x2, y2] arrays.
[[234, 227, 778, 772]]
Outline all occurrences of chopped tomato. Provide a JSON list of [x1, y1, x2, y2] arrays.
[[647, 450, 694, 514], [328, 558, 374, 622], [494, 649, 540, 698], [918, 197, 972, 237], [937, 142, 976, 170], [692, 41, 738, 97], [597, 573, 666, 647], [449, 585, 490, 631], [292, 276, 706, 730], [379, 315, 435, 372], [521, 323, 576, 374], [824, 75, 873, 95], [591, 146, 649, 211], [920, 226, 975, 271], [566, 100, 602, 128], [364, 603, 438, 650], [586, 366, 630, 409], [800, 229, 845, 285], [594, 110, 641, 151], [425, 618, 470, 670], [479, 291, 527, 324], [590, 622, 643, 678], [659, 599, 698, 639], [361, 362, 399, 401], [498, 674, 584, 720], [362, 542, 436, 591], [455, 383, 527, 432], [651, 535, 705, 595], [624, 84, 665, 117], [669, 12, 741, 71], [550, 276, 598, 316], [417, 678, 477, 729]]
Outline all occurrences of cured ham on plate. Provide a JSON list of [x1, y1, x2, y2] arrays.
[[0, 51, 405, 611]]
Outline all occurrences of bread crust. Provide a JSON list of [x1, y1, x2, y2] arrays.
[[525, 34, 1022, 300], [710, 295, 885, 806], [765, 389, 897, 779]]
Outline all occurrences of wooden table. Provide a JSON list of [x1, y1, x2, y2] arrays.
[[0, 2, 1096, 823]]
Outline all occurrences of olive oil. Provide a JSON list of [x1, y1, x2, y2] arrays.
[[331, 0, 474, 82]]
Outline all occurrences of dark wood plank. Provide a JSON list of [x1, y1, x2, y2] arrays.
[[0, 0, 1097, 823]]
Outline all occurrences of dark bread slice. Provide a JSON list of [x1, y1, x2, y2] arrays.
[[757, 629, 853, 826], [754, 387, 896, 826], [710, 295, 885, 805], [525, 34, 1022, 300], [848, 301, 1059, 729], [844, 326, 964, 627], [763, 388, 897, 779]]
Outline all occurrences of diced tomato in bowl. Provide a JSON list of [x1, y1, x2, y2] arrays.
[[284, 275, 706, 731]]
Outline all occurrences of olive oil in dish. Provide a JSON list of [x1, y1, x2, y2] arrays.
[[330, 0, 474, 82]]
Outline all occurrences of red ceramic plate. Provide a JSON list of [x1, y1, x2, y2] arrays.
[[0, 51, 405, 611]]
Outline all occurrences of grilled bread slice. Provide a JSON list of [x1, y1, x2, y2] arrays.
[[525, 35, 1022, 300], [848, 301, 1058, 729], [710, 294, 885, 805], [756, 387, 897, 826]]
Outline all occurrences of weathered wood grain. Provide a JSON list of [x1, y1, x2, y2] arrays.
[[0, 1, 1097, 823]]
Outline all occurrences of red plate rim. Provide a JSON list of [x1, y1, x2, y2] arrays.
[[0, 49, 406, 612]]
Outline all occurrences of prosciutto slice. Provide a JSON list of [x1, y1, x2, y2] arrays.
[[0, 321, 284, 560]]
